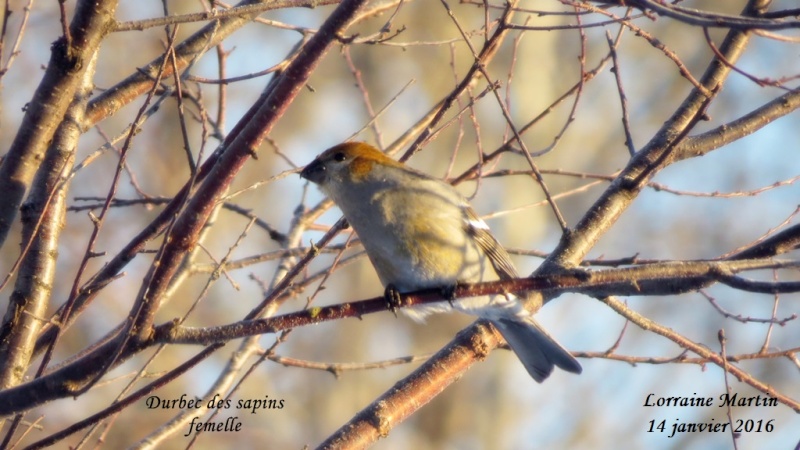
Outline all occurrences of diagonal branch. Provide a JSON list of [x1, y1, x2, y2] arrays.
[[677, 88, 800, 162], [0, 0, 118, 247], [18, 0, 368, 409], [539, 0, 773, 274]]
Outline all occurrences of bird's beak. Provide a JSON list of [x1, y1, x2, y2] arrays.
[[300, 158, 326, 184]]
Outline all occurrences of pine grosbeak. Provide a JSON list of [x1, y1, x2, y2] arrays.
[[300, 142, 581, 382]]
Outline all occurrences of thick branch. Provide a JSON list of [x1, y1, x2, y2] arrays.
[[729, 223, 800, 260], [152, 258, 800, 346], [317, 321, 501, 449], [621, 0, 800, 30], [125, 0, 368, 342], [677, 88, 800, 162], [0, 0, 117, 247], [540, 0, 770, 274], [0, 53, 96, 389], [1, 257, 795, 416]]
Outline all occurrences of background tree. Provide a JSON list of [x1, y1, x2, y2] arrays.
[[0, 0, 797, 448]]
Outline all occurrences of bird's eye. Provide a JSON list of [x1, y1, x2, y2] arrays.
[[332, 152, 347, 162]]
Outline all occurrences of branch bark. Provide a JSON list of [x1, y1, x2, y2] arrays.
[[0, 0, 117, 246]]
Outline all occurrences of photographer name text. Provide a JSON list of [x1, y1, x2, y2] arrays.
[[643, 392, 778, 439]]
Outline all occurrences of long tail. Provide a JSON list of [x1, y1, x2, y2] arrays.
[[492, 318, 582, 383]]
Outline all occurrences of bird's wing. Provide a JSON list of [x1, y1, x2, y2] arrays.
[[462, 206, 520, 280]]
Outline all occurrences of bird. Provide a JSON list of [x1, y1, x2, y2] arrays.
[[300, 142, 581, 382]]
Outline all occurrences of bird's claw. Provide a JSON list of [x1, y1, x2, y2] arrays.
[[384, 284, 403, 317], [441, 283, 459, 308]]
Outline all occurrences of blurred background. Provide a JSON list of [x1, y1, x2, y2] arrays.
[[0, 0, 798, 448]]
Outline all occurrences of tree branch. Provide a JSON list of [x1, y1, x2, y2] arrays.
[[0, 0, 117, 247]]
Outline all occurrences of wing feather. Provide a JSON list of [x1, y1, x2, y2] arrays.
[[462, 206, 519, 280]]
